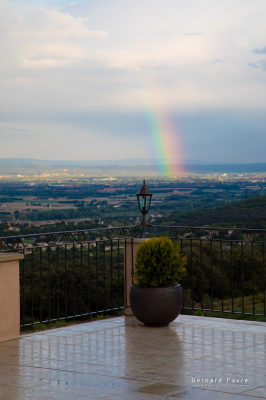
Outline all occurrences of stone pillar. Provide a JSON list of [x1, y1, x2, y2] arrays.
[[124, 238, 147, 316], [0, 253, 24, 342]]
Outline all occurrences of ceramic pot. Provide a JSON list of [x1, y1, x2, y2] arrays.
[[130, 284, 183, 326]]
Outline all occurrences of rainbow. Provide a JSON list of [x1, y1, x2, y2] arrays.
[[141, 77, 185, 176]]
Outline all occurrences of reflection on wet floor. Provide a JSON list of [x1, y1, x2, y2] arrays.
[[0, 315, 265, 399]]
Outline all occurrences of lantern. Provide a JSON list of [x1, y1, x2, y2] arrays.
[[136, 180, 153, 226]]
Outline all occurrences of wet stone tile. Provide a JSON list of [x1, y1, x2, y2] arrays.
[[168, 388, 262, 399], [138, 382, 189, 396], [0, 316, 265, 400], [240, 386, 266, 398]]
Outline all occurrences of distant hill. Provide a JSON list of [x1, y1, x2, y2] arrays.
[[182, 164, 266, 173], [166, 196, 266, 228], [0, 158, 266, 172]]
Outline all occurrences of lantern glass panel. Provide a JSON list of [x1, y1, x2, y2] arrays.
[[146, 195, 151, 211], [138, 195, 145, 212]]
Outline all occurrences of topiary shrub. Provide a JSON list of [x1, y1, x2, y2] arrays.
[[134, 237, 187, 288]]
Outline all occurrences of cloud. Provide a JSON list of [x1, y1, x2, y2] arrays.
[[249, 60, 266, 71], [1, 0, 266, 162], [182, 32, 203, 36], [20, 44, 88, 69], [87, 49, 146, 71], [1, 0, 266, 114], [14, 8, 108, 40], [252, 46, 266, 54], [0, 128, 28, 132], [0, 127, 32, 137], [1, 4, 108, 70]]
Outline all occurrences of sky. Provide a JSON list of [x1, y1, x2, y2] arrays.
[[1, 0, 266, 165]]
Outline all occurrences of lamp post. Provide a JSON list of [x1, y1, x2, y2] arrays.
[[136, 180, 153, 227]]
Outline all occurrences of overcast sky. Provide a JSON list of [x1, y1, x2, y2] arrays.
[[1, 0, 266, 164]]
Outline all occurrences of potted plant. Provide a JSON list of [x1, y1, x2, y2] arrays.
[[130, 237, 187, 326]]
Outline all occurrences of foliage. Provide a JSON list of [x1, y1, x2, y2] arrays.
[[180, 241, 265, 307], [134, 237, 187, 288], [164, 196, 266, 228], [15, 236, 266, 325], [20, 243, 124, 325]]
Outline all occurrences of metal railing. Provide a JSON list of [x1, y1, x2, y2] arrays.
[[1, 224, 266, 327]]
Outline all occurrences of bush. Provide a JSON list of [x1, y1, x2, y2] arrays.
[[134, 237, 187, 288]]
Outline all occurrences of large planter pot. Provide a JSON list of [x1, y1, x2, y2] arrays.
[[130, 284, 183, 326]]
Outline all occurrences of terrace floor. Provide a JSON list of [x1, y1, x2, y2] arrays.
[[0, 315, 265, 400]]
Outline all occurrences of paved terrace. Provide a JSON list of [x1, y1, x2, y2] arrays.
[[0, 315, 265, 400]]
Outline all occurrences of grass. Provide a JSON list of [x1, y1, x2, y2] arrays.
[[20, 293, 266, 334], [20, 310, 124, 334], [182, 292, 266, 322], [189, 310, 266, 322], [212, 293, 265, 314]]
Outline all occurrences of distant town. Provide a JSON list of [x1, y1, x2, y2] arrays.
[[0, 161, 265, 236]]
